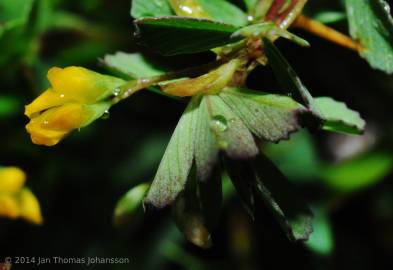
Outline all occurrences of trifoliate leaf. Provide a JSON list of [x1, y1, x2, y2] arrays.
[[252, 154, 313, 241], [205, 95, 259, 159], [197, 0, 248, 27], [102, 52, 164, 79], [314, 97, 366, 135], [321, 152, 393, 193], [114, 183, 150, 225], [345, 0, 393, 73], [131, 0, 173, 18], [134, 16, 240, 55], [194, 93, 259, 182], [219, 88, 304, 143], [145, 97, 200, 208]]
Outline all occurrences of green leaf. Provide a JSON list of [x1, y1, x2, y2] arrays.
[[198, 0, 248, 27], [219, 87, 304, 143], [134, 16, 240, 55], [0, 0, 34, 37], [224, 154, 314, 240], [244, 0, 258, 12], [113, 183, 150, 225], [305, 207, 334, 256], [345, 0, 393, 73], [263, 38, 318, 112], [253, 154, 313, 241], [131, 0, 174, 18], [145, 97, 200, 208], [313, 11, 346, 24], [314, 97, 366, 135], [195, 96, 219, 181], [321, 152, 393, 193], [33, 0, 55, 35], [194, 93, 259, 182], [102, 52, 164, 79], [204, 95, 259, 159]]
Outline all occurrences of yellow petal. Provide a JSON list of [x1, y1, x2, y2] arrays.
[[25, 88, 75, 118], [47, 66, 125, 103], [25, 102, 110, 146], [0, 167, 26, 193], [19, 188, 43, 225], [26, 116, 69, 146], [0, 194, 20, 219]]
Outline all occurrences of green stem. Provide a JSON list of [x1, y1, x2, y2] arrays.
[[111, 59, 229, 104]]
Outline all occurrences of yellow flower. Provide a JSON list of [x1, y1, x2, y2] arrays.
[[25, 66, 125, 146], [0, 166, 26, 193], [19, 188, 43, 225], [0, 167, 43, 225]]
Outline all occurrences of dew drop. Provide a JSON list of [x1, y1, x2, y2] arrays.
[[59, 93, 65, 98], [113, 87, 121, 97], [210, 115, 228, 133], [247, 15, 254, 22], [383, 1, 391, 13], [180, 5, 193, 15], [102, 110, 110, 120]]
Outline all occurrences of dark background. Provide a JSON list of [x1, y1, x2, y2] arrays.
[[1, 0, 393, 269]]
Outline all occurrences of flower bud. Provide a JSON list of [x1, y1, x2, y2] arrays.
[[26, 102, 110, 146], [25, 66, 124, 146]]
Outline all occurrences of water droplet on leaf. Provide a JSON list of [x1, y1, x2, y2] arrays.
[[383, 1, 391, 13], [210, 115, 228, 133], [113, 87, 121, 97], [102, 110, 110, 120]]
